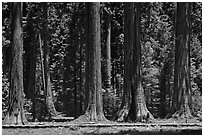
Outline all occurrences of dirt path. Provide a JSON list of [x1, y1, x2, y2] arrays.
[[2, 122, 202, 135], [2, 126, 202, 135]]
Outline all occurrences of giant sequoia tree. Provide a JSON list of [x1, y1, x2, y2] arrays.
[[132, 3, 154, 122], [171, 3, 194, 119], [74, 2, 108, 122], [3, 2, 28, 125], [115, 3, 153, 122]]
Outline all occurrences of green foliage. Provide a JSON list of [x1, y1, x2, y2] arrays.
[[2, 2, 11, 118], [140, 2, 175, 117], [189, 2, 202, 118], [2, 75, 9, 118]]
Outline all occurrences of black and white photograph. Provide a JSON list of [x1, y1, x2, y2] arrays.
[[2, 1, 202, 135]]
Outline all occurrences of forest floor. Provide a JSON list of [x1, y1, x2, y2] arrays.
[[2, 118, 202, 135]]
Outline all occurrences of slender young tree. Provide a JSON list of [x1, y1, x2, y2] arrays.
[[73, 32, 78, 119], [41, 2, 58, 117], [115, 3, 153, 122], [104, 7, 112, 90], [3, 2, 28, 125], [171, 2, 194, 119], [74, 2, 108, 122]]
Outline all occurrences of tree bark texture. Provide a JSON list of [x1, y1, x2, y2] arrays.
[[115, 3, 134, 122], [115, 3, 153, 122], [74, 2, 107, 122], [132, 3, 153, 122], [171, 3, 193, 119], [42, 3, 58, 117], [39, 34, 46, 99], [3, 2, 28, 125], [105, 11, 112, 89]]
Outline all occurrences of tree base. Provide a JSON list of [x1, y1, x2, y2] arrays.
[[172, 110, 194, 119], [70, 112, 111, 124], [135, 111, 155, 123], [3, 112, 28, 125], [170, 104, 194, 119], [166, 109, 200, 123], [115, 106, 155, 123]]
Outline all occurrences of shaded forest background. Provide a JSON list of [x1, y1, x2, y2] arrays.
[[2, 2, 202, 122]]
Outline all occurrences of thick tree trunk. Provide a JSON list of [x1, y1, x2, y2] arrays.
[[132, 3, 153, 122], [3, 2, 28, 125], [115, 3, 153, 122], [115, 3, 134, 122], [42, 3, 58, 117], [74, 2, 108, 122], [171, 3, 193, 119]]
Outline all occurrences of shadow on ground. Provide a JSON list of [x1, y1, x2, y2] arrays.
[[94, 129, 202, 135]]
